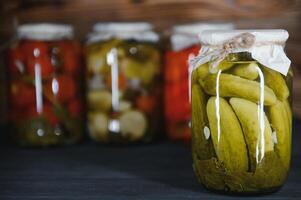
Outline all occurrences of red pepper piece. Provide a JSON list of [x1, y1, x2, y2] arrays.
[[26, 56, 54, 77], [63, 51, 80, 74], [7, 46, 26, 75], [20, 41, 49, 58], [136, 94, 157, 115], [9, 81, 36, 108], [45, 75, 77, 103], [68, 99, 83, 117], [58, 41, 81, 74], [42, 103, 59, 126]]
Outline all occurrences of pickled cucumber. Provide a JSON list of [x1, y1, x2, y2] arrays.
[[119, 100, 132, 112], [87, 53, 110, 74], [87, 90, 112, 112], [88, 112, 109, 142], [208, 61, 235, 73], [87, 39, 122, 74], [230, 98, 274, 171], [229, 62, 259, 80], [194, 63, 209, 81], [283, 100, 292, 133], [262, 67, 289, 100], [207, 97, 248, 172], [201, 73, 277, 105], [192, 154, 226, 191], [121, 58, 158, 85], [267, 100, 291, 169], [191, 84, 214, 160], [120, 110, 147, 141]]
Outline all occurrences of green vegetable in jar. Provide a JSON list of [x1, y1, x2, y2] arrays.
[[88, 112, 109, 142], [207, 97, 249, 172], [191, 55, 292, 193], [87, 90, 112, 112], [119, 110, 147, 141]]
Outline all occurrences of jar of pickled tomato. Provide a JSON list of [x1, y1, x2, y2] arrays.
[[164, 23, 234, 143], [86, 22, 162, 144], [7, 24, 84, 146]]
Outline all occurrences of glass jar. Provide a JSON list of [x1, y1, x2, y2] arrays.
[[86, 22, 162, 144], [164, 23, 234, 143], [7, 24, 84, 146], [191, 30, 292, 194]]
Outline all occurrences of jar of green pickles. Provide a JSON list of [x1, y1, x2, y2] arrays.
[[190, 30, 292, 194], [86, 22, 162, 144], [7, 24, 84, 146]]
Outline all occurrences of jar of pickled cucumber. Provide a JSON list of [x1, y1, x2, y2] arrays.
[[190, 30, 292, 194], [7, 24, 84, 146], [164, 23, 234, 143], [86, 22, 162, 144]]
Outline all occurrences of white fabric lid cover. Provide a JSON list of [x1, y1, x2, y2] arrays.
[[18, 23, 74, 41], [199, 29, 289, 45], [192, 29, 291, 75], [171, 22, 234, 51], [93, 22, 153, 33]]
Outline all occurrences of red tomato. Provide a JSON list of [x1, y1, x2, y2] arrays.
[[9, 81, 36, 108], [45, 75, 77, 103], [164, 51, 183, 83], [59, 41, 81, 55], [26, 56, 54, 77], [164, 83, 175, 119], [68, 99, 83, 117], [20, 41, 49, 58], [63, 51, 80, 74], [9, 108, 29, 123], [7, 46, 26, 75], [42, 104, 59, 126], [164, 81, 190, 121], [57, 41, 81, 74], [164, 45, 200, 84], [136, 94, 157, 114]]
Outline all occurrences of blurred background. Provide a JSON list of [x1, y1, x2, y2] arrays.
[[0, 0, 301, 144], [1, 0, 301, 114]]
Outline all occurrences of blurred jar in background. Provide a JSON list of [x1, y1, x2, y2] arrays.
[[0, 16, 17, 142], [164, 23, 234, 144], [7, 24, 84, 147], [85, 22, 162, 144]]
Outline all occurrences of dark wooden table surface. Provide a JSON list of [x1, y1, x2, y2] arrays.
[[0, 120, 300, 200]]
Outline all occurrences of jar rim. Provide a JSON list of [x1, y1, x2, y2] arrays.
[[172, 22, 234, 36], [18, 23, 74, 41], [92, 22, 154, 33]]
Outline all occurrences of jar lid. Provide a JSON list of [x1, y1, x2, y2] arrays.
[[87, 22, 159, 44], [172, 23, 234, 35], [191, 29, 291, 75], [199, 29, 289, 45], [93, 22, 153, 33], [171, 22, 234, 51], [18, 23, 74, 41]]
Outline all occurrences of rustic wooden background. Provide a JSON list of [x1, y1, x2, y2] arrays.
[[1, 0, 301, 117]]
